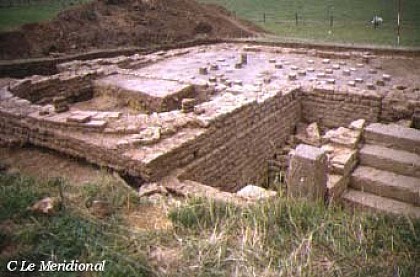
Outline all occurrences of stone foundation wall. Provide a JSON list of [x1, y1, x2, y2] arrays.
[[8, 72, 99, 105], [0, 39, 223, 78], [380, 90, 420, 122], [1, 80, 418, 191], [0, 88, 301, 188], [0, 107, 144, 176], [179, 89, 301, 191], [300, 85, 382, 128], [93, 82, 196, 113]]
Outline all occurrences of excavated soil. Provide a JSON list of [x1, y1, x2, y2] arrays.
[[0, 0, 264, 60], [0, 146, 103, 184]]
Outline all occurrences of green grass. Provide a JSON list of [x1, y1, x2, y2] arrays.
[[0, 0, 91, 32], [169, 197, 420, 276], [1, 171, 419, 276], [0, 172, 154, 276], [199, 0, 420, 47]]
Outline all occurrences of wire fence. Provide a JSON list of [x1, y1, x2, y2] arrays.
[[200, 0, 420, 47]]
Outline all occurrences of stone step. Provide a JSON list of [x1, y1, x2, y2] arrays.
[[364, 123, 420, 154], [350, 166, 420, 206], [359, 144, 420, 178], [342, 189, 420, 219], [327, 174, 348, 201]]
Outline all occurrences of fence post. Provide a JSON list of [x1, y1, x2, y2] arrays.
[[397, 0, 401, 46], [263, 12, 266, 23], [295, 12, 298, 26]]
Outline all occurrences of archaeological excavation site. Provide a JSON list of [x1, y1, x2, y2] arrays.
[[1, 42, 419, 218]]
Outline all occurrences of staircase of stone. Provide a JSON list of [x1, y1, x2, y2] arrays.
[[342, 123, 420, 219]]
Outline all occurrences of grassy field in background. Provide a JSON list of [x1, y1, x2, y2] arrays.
[[0, 0, 419, 46], [0, 0, 90, 31], [199, 0, 420, 47], [1, 171, 419, 276]]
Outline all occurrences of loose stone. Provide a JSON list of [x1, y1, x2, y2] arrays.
[[343, 69, 351, 76], [325, 68, 333, 74], [233, 80, 243, 86], [288, 73, 297, 80], [376, 79, 385, 86], [210, 64, 219, 70], [347, 80, 356, 87], [199, 67, 208, 75], [240, 53, 248, 64], [298, 70, 306, 76], [366, 83, 376, 90], [382, 74, 391, 81]]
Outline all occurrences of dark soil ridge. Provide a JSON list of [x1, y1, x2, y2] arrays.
[[0, 0, 263, 60]]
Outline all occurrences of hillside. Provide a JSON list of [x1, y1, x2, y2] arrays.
[[0, 0, 263, 60]]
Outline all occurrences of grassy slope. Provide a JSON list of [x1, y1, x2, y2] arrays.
[[1, 172, 419, 276], [0, 0, 91, 31], [199, 0, 420, 46]]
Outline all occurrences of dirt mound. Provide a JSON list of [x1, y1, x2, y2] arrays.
[[0, 0, 264, 60]]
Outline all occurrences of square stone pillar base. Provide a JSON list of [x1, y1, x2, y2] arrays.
[[287, 144, 328, 202]]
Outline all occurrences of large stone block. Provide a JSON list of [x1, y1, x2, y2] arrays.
[[413, 109, 420, 130], [287, 144, 328, 202]]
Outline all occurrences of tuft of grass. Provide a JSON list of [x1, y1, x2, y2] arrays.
[[168, 197, 240, 230], [81, 173, 142, 212], [169, 197, 420, 276]]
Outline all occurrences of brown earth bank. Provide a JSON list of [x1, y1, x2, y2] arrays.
[[0, 0, 264, 60]]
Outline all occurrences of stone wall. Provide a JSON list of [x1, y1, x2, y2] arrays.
[[0, 88, 301, 189], [300, 85, 382, 128], [0, 39, 222, 78], [0, 104, 140, 176], [1, 76, 418, 192], [380, 89, 420, 122], [179, 88, 301, 191], [93, 80, 195, 113], [0, 87, 148, 177], [9, 72, 97, 105]]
